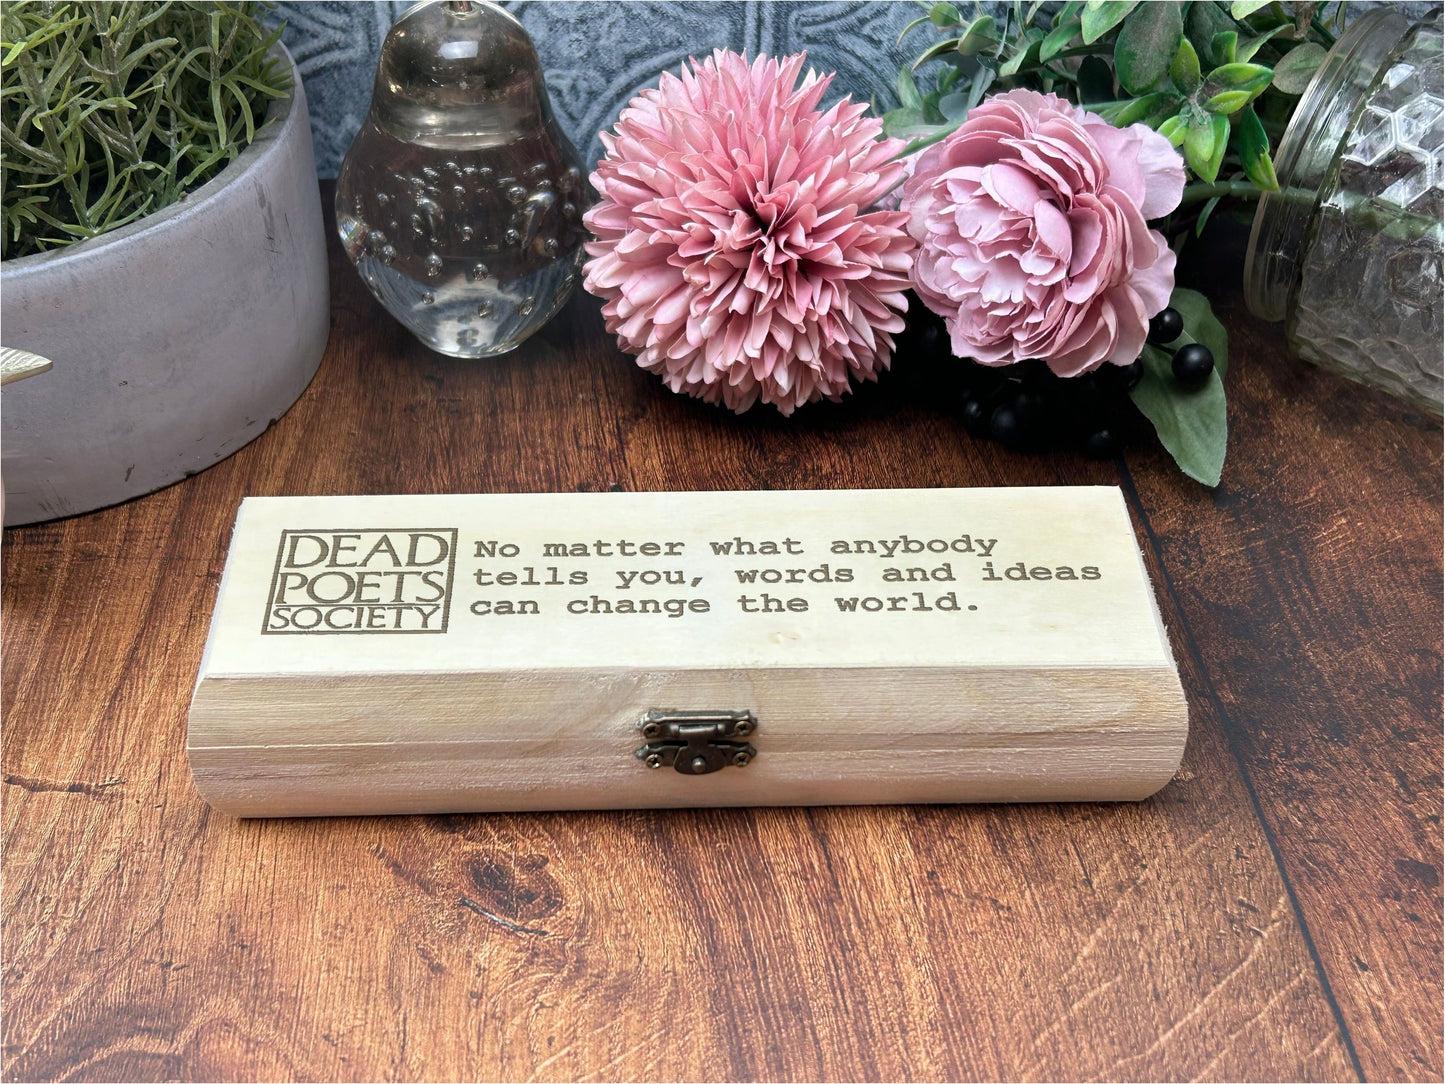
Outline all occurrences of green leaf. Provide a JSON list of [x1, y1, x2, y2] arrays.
[[1087, 95, 1179, 128], [1234, 106, 1279, 189], [1203, 61, 1273, 90], [1186, 0, 1237, 62], [892, 122, 955, 145], [1157, 113, 1188, 146], [1170, 37, 1202, 93], [1115, 1, 1183, 94], [1077, 55, 1115, 102], [1055, 0, 1086, 23], [1195, 194, 1223, 236], [1096, 91, 1178, 127], [956, 15, 999, 55], [1131, 339, 1228, 486], [1184, 111, 1230, 180], [912, 37, 963, 70], [1202, 61, 1273, 112], [966, 65, 998, 109], [1143, 98, 1186, 129], [1204, 114, 1231, 181], [1080, 0, 1138, 43], [897, 15, 933, 45], [1040, 15, 1081, 61], [898, 115, 968, 156], [999, 28, 1044, 76], [897, 67, 924, 112], [1273, 41, 1327, 93], [1202, 89, 1247, 114], [882, 106, 928, 139], [1230, 0, 1273, 17], [1210, 31, 1238, 65], [937, 90, 971, 120], [1240, 2, 1294, 33], [1236, 25, 1288, 62], [1170, 289, 1229, 375], [929, 2, 964, 28], [1085, 100, 1130, 122]]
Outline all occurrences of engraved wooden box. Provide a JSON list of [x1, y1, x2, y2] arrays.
[[187, 487, 1189, 816]]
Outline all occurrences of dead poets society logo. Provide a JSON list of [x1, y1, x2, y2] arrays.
[[263, 529, 458, 633]]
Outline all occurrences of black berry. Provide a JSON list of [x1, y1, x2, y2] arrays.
[[1112, 358, 1144, 390], [1149, 307, 1184, 344], [989, 403, 1023, 448], [913, 320, 948, 363], [1011, 389, 1047, 431], [1171, 343, 1215, 386], [1082, 427, 1119, 459], [960, 395, 989, 436]]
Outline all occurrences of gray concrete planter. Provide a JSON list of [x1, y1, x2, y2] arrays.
[[1, 44, 329, 526]]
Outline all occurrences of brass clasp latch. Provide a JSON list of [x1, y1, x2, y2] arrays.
[[635, 709, 757, 775]]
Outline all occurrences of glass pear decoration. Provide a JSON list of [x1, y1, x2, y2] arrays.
[[335, 0, 587, 357]]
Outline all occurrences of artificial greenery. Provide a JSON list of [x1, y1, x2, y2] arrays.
[[885, 1, 1345, 485], [888, 0, 1346, 242], [1, 1, 290, 260], [1133, 288, 1229, 486]]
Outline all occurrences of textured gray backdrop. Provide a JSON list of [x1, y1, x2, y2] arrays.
[[273, 1, 970, 176], [270, 1, 1429, 179]]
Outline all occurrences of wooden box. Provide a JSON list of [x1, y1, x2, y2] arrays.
[[187, 487, 1188, 816]]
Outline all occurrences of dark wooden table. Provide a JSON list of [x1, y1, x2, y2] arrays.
[[3, 188, 1441, 1082]]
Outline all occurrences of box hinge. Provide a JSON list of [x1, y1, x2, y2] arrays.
[[635, 709, 757, 775]]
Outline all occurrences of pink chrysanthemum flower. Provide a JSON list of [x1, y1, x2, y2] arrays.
[[583, 50, 916, 414]]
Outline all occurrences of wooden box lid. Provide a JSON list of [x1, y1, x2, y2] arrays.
[[188, 486, 1188, 816]]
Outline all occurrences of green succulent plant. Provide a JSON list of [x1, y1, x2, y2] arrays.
[[1, 1, 290, 260]]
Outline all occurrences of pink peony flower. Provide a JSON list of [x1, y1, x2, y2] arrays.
[[903, 89, 1185, 376], [583, 50, 915, 414]]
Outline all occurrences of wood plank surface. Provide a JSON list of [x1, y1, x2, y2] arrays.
[[2, 186, 1439, 1082], [1120, 292, 1445, 1082]]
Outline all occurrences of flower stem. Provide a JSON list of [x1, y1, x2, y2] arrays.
[[1178, 180, 1269, 207]]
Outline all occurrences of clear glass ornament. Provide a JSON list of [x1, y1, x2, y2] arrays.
[[335, 0, 587, 358]]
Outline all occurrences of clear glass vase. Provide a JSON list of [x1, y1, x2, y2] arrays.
[[1245, 9, 1443, 415]]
